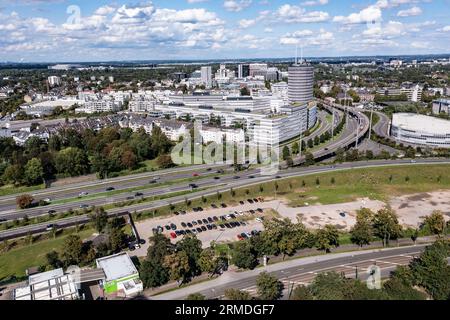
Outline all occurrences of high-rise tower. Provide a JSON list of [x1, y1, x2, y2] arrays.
[[288, 60, 314, 105]]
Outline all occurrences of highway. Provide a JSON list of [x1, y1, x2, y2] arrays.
[[1, 158, 449, 241], [151, 244, 431, 300], [373, 111, 391, 138]]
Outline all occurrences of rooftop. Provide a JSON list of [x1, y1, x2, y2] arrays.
[[392, 113, 450, 134], [96, 252, 138, 282]]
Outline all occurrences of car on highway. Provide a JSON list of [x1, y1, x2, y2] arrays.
[[46, 224, 57, 231], [189, 183, 198, 189], [234, 176, 241, 179], [106, 187, 115, 191], [78, 192, 88, 197], [79, 204, 89, 209], [192, 173, 199, 177], [135, 192, 144, 197], [213, 176, 220, 180], [126, 196, 134, 200], [47, 209, 56, 214], [248, 175, 255, 179], [216, 169, 224, 174]]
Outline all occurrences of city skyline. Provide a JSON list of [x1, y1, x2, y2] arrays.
[[0, 0, 449, 62]]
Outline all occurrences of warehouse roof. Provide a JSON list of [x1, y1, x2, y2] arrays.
[[96, 252, 138, 282]]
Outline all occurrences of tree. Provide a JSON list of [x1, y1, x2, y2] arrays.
[[422, 210, 446, 235], [61, 234, 83, 265], [24, 158, 44, 186], [350, 208, 374, 247], [2, 164, 24, 185], [240, 87, 250, 96], [307, 138, 313, 149], [315, 225, 340, 253], [16, 194, 34, 209], [372, 207, 402, 247], [198, 248, 218, 275], [109, 227, 126, 253], [292, 142, 300, 154], [304, 152, 314, 166], [409, 240, 450, 300], [383, 277, 426, 300], [186, 293, 206, 300], [177, 235, 203, 277], [163, 251, 190, 283], [140, 234, 173, 288], [55, 147, 89, 177], [45, 250, 62, 269], [224, 288, 252, 300], [290, 285, 314, 300], [156, 154, 175, 169], [89, 207, 108, 233], [256, 272, 283, 300], [282, 146, 291, 161], [231, 241, 258, 270]]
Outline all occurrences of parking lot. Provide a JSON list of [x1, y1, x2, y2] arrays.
[[134, 198, 267, 256]]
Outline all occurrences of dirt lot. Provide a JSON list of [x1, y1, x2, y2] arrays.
[[134, 190, 450, 256]]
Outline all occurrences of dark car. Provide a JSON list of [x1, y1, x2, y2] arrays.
[[106, 187, 115, 191], [275, 176, 282, 179], [192, 221, 198, 226], [234, 176, 241, 179], [157, 226, 164, 233], [175, 230, 182, 236], [249, 209, 256, 214], [207, 217, 214, 223], [164, 225, 171, 231], [189, 183, 198, 189], [207, 224, 213, 230], [225, 223, 232, 228], [211, 224, 217, 229], [185, 229, 192, 235], [170, 224, 177, 230], [214, 176, 220, 180], [219, 224, 225, 229], [247, 199, 254, 204], [234, 221, 241, 227], [193, 207, 199, 212], [135, 192, 144, 197], [213, 216, 219, 222], [47, 209, 56, 214], [181, 222, 187, 228], [197, 207, 204, 212], [187, 222, 193, 228], [240, 201, 245, 205], [179, 230, 186, 235], [257, 208, 263, 213], [202, 219, 208, 224], [211, 204, 218, 209], [126, 196, 134, 200], [241, 233, 248, 239], [249, 175, 255, 179], [180, 210, 187, 215], [197, 219, 203, 225], [220, 216, 226, 221], [229, 214, 236, 219], [217, 169, 224, 174], [253, 198, 259, 202], [201, 226, 207, 232], [221, 203, 227, 208], [196, 227, 203, 233]]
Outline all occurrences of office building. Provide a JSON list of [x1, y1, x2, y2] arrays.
[[288, 63, 314, 105], [47, 76, 61, 87], [201, 66, 212, 88], [433, 99, 450, 115], [238, 64, 250, 78]]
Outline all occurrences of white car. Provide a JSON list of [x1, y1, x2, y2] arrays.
[[43, 198, 52, 203], [225, 214, 232, 220], [245, 232, 252, 238], [256, 217, 263, 223], [78, 192, 88, 197], [237, 211, 244, 216]]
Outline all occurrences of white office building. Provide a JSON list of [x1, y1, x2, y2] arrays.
[[201, 66, 212, 89], [47, 76, 61, 87], [391, 113, 450, 148], [288, 63, 314, 105]]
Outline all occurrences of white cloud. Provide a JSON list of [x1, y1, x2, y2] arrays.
[[397, 6, 422, 17], [333, 5, 382, 24], [276, 4, 330, 23], [223, 0, 252, 12], [280, 28, 333, 46], [187, 0, 209, 3], [301, 0, 329, 6]]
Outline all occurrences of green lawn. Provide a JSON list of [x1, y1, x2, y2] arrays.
[[0, 228, 95, 281], [0, 184, 46, 197]]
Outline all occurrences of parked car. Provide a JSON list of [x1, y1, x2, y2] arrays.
[[211, 204, 218, 209], [181, 222, 187, 228], [202, 219, 208, 224], [170, 223, 177, 230], [240, 201, 245, 205], [256, 217, 264, 223], [221, 203, 227, 208], [165, 225, 171, 231], [207, 217, 214, 223], [135, 192, 144, 197], [201, 226, 207, 232], [170, 232, 177, 239], [106, 187, 115, 191], [213, 216, 219, 222], [187, 222, 193, 228]]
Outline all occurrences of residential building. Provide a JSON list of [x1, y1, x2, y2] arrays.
[[432, 99, 450, 115]]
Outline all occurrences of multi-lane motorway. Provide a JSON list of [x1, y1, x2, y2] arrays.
[[151, 244, 432, 300], [1, 158, 449, 241]]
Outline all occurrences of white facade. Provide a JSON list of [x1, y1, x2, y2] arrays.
[[391, 113, 450, 148], [201, 66, 212, 89], [432, 99, 450, 115], [47, 76, 61, 87]]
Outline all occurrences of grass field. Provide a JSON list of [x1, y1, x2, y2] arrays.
[[0, 184, 46, 197], [0, 228, 95, 281]]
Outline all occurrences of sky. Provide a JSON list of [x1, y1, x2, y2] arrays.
[[0, 0, 449, 62]]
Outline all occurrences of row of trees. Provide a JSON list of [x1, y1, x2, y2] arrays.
[[0, 125, 174, 187], [139, 233, 228, 289], [189, 239, 450, 301]]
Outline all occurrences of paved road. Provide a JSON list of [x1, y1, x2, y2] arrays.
[[151, 244, 430, 300], [373, 111, 390, 138], [1, 158, 449, 241]]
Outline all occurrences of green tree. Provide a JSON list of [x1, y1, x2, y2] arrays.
[[45, 250, 62, 269], [409, 240, 450, 300], [198, 248, 218, 275], [140, 234, 173, 288], [231, 241, 258, 270], [290, 285, 314, 300], [422, 210, 446, 235], [109, 227, 126, 253], [89, 207, 108, 233], [163, 251, 190, 283], [224, 288, 252, 300], [156, 154, 175, 169], [177, 235, 203, 277], [256, 272, 283, 300], [304, 152, 315, 166], [61, 234, 83, 266], [186, 293, 206, 300], [24, 158, 44, 186], [55, 147, 89, 177], [350, 208, 374, 247], [282, 146, 291, 161], [315, 225, 340, 253], [372, 207, 402, 247]]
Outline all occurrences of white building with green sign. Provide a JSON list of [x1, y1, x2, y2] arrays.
[[96, 252, 143, 297]]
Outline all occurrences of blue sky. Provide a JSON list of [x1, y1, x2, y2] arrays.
[[0, 0, 449, 62]]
